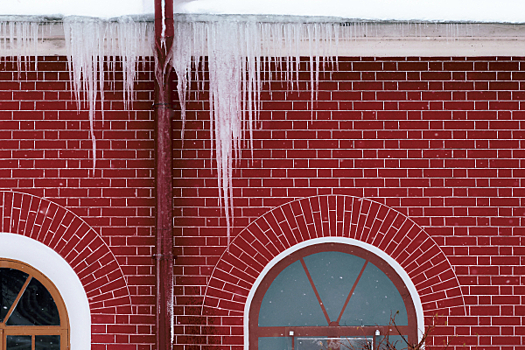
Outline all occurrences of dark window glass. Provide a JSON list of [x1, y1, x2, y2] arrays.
[[6, 335, 32, 350], [36, 335, 60, 350], [7, 278, 60, 326], [0, 268, 29, 323]]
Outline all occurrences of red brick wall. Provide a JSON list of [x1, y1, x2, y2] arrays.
[[174, 57, 525, 350], [2, 54, 525, 350], [0, 56, 157, 350]]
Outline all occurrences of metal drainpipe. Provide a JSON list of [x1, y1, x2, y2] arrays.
[[154, 0, 174, 349]]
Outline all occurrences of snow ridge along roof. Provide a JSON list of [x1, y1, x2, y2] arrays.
[[3, 0, 525, 24]]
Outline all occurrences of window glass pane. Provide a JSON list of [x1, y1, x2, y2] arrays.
[[259, 260, 328, 327], [296, 337, 372, 350], [7, 277, 60, 326], [377, 334, 406, 350], [6, 335, 32, 350], [0, 268, 29, 323], [303, 252, 366, 322], [340, 262, 407, 327], [36, 335, 61, 350], [259, 337, 291, 350]]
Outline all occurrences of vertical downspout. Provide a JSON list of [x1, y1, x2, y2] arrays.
[[154, 0, 174, 349]]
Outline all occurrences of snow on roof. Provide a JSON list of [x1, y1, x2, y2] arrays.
[[0, 0, 148, 18], [2, 0, 525, 23], [174, 0, 525, 24]]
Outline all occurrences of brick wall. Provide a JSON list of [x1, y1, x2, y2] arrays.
[[1, 54, 524, 350], [0, 56, 157, 350], [174, 57, 525, 350]]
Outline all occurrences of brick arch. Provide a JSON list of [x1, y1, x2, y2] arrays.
[[203, 194, 466, 318], [0, 190, 132, 316]]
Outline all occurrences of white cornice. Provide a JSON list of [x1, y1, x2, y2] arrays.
[[2, 20, 525, 57]]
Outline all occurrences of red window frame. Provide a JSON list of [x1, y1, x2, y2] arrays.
[[249, 243, 418, 349]]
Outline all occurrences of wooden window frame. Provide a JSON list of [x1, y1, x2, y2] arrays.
[[0, 259, 70, 350]]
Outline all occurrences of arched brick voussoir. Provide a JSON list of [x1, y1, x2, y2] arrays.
[[0, 190, 133, 316], [203, 194, 466, 318]]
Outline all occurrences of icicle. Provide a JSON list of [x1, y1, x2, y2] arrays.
[[172, 21, 194, 139], [171, 18, 341, 248], [208, 21, 241, 246], [116, 17, 152, 109], [0, 19, 42, 76], [307, 24, 315, 114], [64, 16, 154, 175], [64, 17, 105, 174]]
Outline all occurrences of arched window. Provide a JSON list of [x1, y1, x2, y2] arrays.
[[0, 259, 69, 350], [249, 243, 418, 350]]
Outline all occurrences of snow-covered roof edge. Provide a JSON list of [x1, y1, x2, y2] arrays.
[[2, 15, 525, 57], [172, 13, 525, 25], [3, 0, 525, 24], [173, 0, 525, 25], [0, 14, 154, 23], [4, 13, 525, 25]]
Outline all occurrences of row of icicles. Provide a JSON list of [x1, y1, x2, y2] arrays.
[[0, 17, 350, 244], [0, 17, 476, 244]]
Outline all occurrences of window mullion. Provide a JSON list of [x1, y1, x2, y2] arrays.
[[336, 260, 368, 325], [3, 276, 32, 325], [299, 258, 331, 325]]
